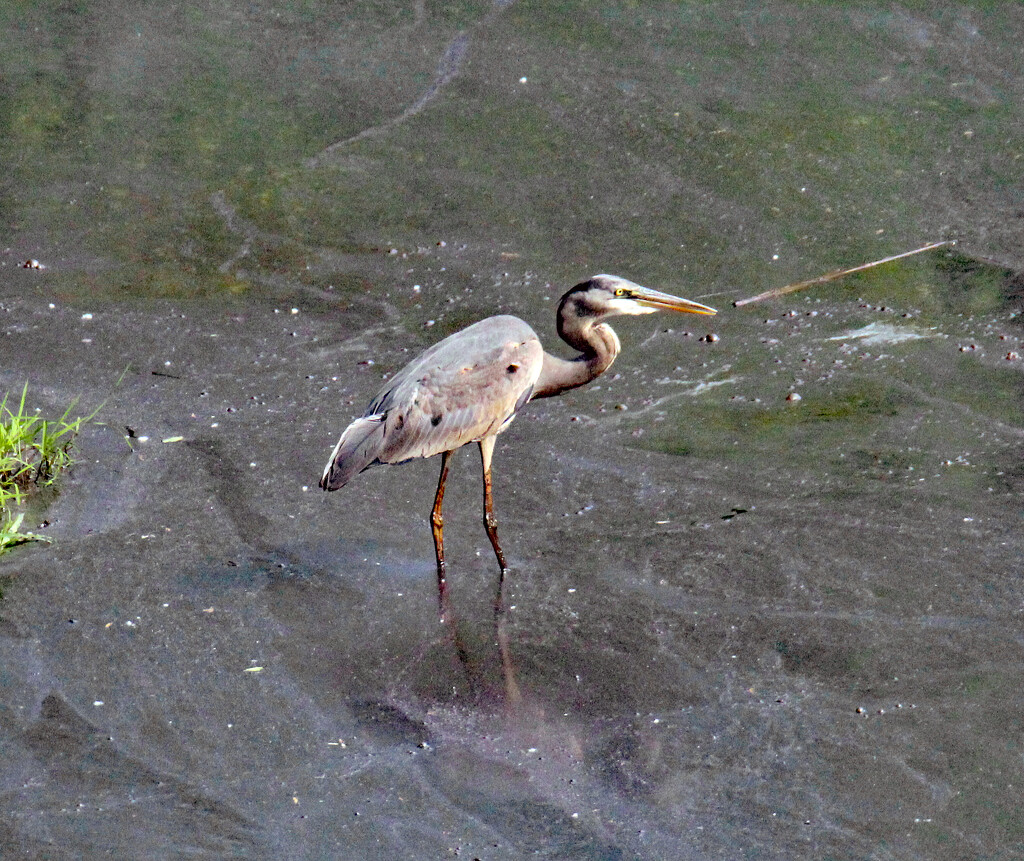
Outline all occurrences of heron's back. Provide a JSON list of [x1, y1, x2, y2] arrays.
[[321, 315, 542, 489]]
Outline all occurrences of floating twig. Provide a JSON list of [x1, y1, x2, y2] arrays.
[[733, 240, 952, 307]]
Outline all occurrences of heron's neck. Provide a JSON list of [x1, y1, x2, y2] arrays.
[[533, 322, 620, 399]]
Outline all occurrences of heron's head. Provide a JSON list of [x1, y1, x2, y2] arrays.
[[559, 275, 717, 324]]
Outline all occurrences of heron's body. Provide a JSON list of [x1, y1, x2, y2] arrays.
[[320, 275, 716, 613], [320, 316, 543, 490]]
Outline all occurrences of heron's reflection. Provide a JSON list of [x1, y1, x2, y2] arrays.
[[441, 577, 522, 708]]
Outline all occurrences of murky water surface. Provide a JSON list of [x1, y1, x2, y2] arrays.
[[1, 2, 1022, 858]]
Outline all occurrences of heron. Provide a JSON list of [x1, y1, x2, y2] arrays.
[[319, 274, 717, 611]]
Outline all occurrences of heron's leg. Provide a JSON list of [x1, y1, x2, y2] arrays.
[[431, 450, 453, 609], [478, 437, 509, 613]]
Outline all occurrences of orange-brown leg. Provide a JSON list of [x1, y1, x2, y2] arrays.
[[478, 437, 509, 614], [479, 437, 520, 702], [431, 450, 453, 611]]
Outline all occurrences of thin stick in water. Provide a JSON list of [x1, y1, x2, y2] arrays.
[[733, 240, 952, 307]]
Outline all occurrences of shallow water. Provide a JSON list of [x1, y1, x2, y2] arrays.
[[2, 2, 1023, 858]]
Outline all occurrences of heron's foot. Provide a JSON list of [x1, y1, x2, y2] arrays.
[[492, 570, 509, 619], [436, 571, 449, 618]]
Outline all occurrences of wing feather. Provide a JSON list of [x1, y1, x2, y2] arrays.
[[319, 414, 387, 490]]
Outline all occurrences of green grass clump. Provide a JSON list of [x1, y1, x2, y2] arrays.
[[0, 383, 90, 554], [0, 511, 48, 553]]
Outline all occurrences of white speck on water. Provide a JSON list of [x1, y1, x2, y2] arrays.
[[81, 313, 93, 320]]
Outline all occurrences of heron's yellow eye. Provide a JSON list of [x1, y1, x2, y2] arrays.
[[614, 288, 628, 297]]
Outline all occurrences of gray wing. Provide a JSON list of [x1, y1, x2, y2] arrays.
[[321, 315, 542, 490]]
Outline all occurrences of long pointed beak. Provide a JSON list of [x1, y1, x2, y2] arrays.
[[632, 286, 718, 316]]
